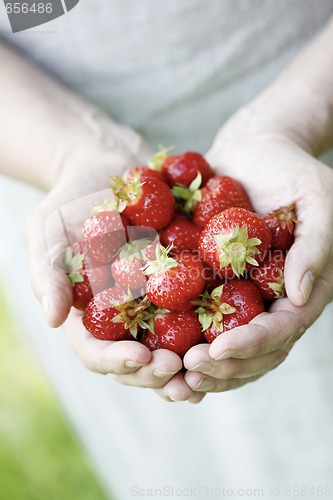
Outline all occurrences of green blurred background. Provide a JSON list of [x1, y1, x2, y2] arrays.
[[0, 285, 109, 500]]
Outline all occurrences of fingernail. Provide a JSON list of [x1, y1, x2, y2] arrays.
[[153, 369, 178, 378], [300, 271, 314, 304], [42, 295, 49, 320], [214, 350, 232, 361], [125, 360, 147, 368], [193, 379, 214, 392], [189, 361, 213, 372]]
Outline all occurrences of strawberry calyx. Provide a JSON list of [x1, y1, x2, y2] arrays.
[[267, 204, 299, 234], [172, 172, 203, 213], [90, 198, 119, 216], [192, 285, 236, 332], [112, 293, 152, 338], [268, 272, 286, 298], [214, 226, 261, 277], [144, 304, 171, 334], [109, 175, 145, 212], [147, 145, 174, 172], [142, 244, 178, 276], [118, 238, 152, 262], [64, 247, 85, 286]]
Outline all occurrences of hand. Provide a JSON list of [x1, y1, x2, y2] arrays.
[[158, 106, 333, 398], [25, 134, 204, 402]]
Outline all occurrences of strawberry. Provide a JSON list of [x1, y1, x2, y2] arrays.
[[198, 207, 271, 279], [83, 288, 151, 341], [141, 308, 205, 358], [160, 218, 202, 255], [111, 238, 156, 291], [143, 245, 205, 311], [173, 174, 253, 228], [264, 204, 298, 251], [64, 242, 112, 310], [83, 203, 129, 266], [149, 146, 214, 187], [110, 176, 175, 231], [194, 280, 264, 342], [164, 152, 214, 187], [123, 166, 167, 184], [249, 250, 286, 300]]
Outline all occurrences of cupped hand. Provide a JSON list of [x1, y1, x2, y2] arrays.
[[25, 137, 201, 398], [159, 107, 333, 399]]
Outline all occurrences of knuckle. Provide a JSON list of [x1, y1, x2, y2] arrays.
[[317, 275, 333, 305], [272, 349, 288, 368], [76, 340, 101, 373], [220, 359, 238, 379], [215, 378, 239, 392]]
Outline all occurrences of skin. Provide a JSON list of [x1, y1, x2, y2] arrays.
[[1, 17, 333, 403]]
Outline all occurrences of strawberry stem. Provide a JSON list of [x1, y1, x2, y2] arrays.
[[214, 226, 261, 277], [172, 172, 203, 213], [112, 295, 152, 338], [64, 247, 85, 286], [193, 285, 236, 332], [142, 244, 178, 276], [148, 145, 175, 171]]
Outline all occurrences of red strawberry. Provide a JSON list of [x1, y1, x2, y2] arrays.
[[198, 207, 271, 279], [64, 242, 112, 310], [148, 146, 214, 187], [141, 309, 205, 358], [83, 205, 129, 266], [173, 174, 253, 228], [111, 176, 175, 231], [164, 151, 214, 187], [160, 218, 202, 255], [249, 250, 286, 300], [111, 255, 146, 292], [264, 204, 298, 251], [83, 288, 151, 341], [143, 245, 205, 311], [111, 238, 156, 291], [123, 166, 167, 184], [195, 280, 264, 342]]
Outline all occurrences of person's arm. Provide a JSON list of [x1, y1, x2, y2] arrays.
[[162, 16, 333, 398], [0, 42, 150, 189]]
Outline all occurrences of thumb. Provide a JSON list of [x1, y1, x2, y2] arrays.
[[25, 209, 73, 328], [284, 203, 332, 306]]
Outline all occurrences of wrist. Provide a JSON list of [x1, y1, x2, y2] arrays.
[[47, 119, 151, 191], [248, 80, 333, 156]]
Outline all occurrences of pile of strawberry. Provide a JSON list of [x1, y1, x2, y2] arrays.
[[64, 148, 298, 359]]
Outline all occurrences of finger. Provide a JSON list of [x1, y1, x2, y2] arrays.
[[183, 343, 212, 372], [184, 372, 261, 393], [285, 196, 333, 306], [115, 349, 182, 389], [188, 349, 288, 380], [187, 392, 206, 404], [155, 388, 207, 404], [26, 210, 73, 327], [64, 309, 152, 374], [209, 256, 333, 362], [154, 372, 194, 402], [208, 310, 300, 361]]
